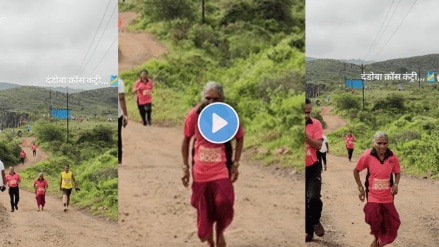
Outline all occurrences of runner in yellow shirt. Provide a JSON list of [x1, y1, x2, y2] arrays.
[[59, 165, 79, 212]]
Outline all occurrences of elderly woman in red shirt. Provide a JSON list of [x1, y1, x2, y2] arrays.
[[34, 172, 49, 211], [181, 81, 244, 247], [353, 131, 401, 247]]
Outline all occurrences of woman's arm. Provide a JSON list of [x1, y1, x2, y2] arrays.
[[353, 168, 365, 201]]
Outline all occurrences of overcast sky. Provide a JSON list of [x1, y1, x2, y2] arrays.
[[0, 0, 118, 90], [306, 0, 439, 62]]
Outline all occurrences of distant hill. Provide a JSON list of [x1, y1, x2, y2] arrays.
[[0, 86, 117, 119], [306, 54, 439, 84], [305, 57, 375, 65], [44, 86, 84, 94], [0, 82, 21, 90]]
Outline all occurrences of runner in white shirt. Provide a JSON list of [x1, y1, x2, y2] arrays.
[[0, 159, 6, 190], [318, 135, 329, 171]]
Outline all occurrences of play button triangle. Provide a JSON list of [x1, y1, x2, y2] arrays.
[[212, 113, 228, 133]]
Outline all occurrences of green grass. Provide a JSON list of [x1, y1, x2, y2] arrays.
[[5, 119, 118, 220]]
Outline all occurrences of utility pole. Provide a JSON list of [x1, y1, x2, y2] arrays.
[[58, 88, 73, 143], [362, 64, 365, 110]]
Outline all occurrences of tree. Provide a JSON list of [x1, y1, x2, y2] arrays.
[[142, 0, 196, 22]]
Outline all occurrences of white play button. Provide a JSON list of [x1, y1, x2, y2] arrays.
[[212, 113, 228, 133], [198, 103, 240, 144]]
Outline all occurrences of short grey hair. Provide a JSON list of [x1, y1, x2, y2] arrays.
[[373, 131, 388, 143], [39, 172, 44, 177], [201, 81, 224, 100]]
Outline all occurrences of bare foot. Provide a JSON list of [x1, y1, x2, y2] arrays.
[[216, 232, 226, 247], [201, 234, 214, 247]]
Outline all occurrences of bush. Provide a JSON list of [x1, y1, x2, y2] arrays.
[[35, 124, 65, 143], [334, 93, 361, 111], [77, 125, 115, 148]]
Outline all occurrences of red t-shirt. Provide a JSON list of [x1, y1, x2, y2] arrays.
[[6, 173, 21, 188], [305, 118, 323, 167], [34, 179, 48, 195], [134, 79, 153, 105], [20, 151, 26, 158], [345, 135, 355, 149], [355, 148, 401, 203], [183, 105, 244, 182], [32, 144, 37, 151]]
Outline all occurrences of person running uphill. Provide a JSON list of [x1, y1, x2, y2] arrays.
[[20, 150, 26, 165], [305, 98, 325, 242], [34, 172, 49, 211], [59, 165, 78, 212], [32, 143, 37, 157], [133, 69, 153, 126], [353, 132, 401, 247], [345, 131, 355, 162], [181, 81, 244, 247], [6, 167, 21, 212]]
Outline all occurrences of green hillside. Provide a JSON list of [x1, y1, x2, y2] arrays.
[[119, 0, 305, 169], [0, 86, 117, 123], [307, 54, 439, 178]]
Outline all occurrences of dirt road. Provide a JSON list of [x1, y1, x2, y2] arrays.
[[0, 137, 118, 246], [118, 11, 168, 72], [118, 10, 305, 247], [308, 106, 439, 247]]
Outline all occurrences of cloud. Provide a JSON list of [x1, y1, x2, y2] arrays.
[[306, 0, 439, 61], [0, 0, 118, 89]]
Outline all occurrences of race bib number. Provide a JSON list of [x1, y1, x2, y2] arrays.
[[37, 187, 45, 194], [9, 180, 17, 185], [198, 146, 222, 163], [64, 179, 71, 184], [372, 178, 389, 190]]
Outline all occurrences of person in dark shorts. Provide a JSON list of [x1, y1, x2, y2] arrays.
[[59, 165, 79, 212]]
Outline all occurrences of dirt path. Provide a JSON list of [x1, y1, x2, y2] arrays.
[[308, 106, 439, 247], [118, 10, 305, 247], [0, 137, 118, 246], [119, 122, 305, 247], [118, 11, 169, 72]]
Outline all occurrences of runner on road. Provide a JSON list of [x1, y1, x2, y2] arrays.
[[20, 150, 26, 165], [6, 167, 21, 212], [34, 172, 49, 211], [59, 165, 79, 212]]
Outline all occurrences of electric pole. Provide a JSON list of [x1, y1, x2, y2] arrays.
[[58, 89, 73, 142], [362, 64, 365, 110]]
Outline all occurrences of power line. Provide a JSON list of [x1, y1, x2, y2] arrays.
[[78, 2, 118, 76], [363, 0, 395, 60], [75, 0, 112, 76], [365, 0, 401, 60], [89, 35, 118, 76], [371, 0, 418, 60]]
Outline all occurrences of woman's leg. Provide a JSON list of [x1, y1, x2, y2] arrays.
[[145, 103, 152, 126], [118, 116, 123, 164], [138, 104, 147, 125], [191, 182, 215, 243], [212, 179, 234, 247], [9, 189, 14, 211]]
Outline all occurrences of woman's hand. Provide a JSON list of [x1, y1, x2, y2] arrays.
[[230, 166, 239, 183], [358, 187, 365, 202], [391, 184, 398, 195], [181, 169, 190, 188]]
